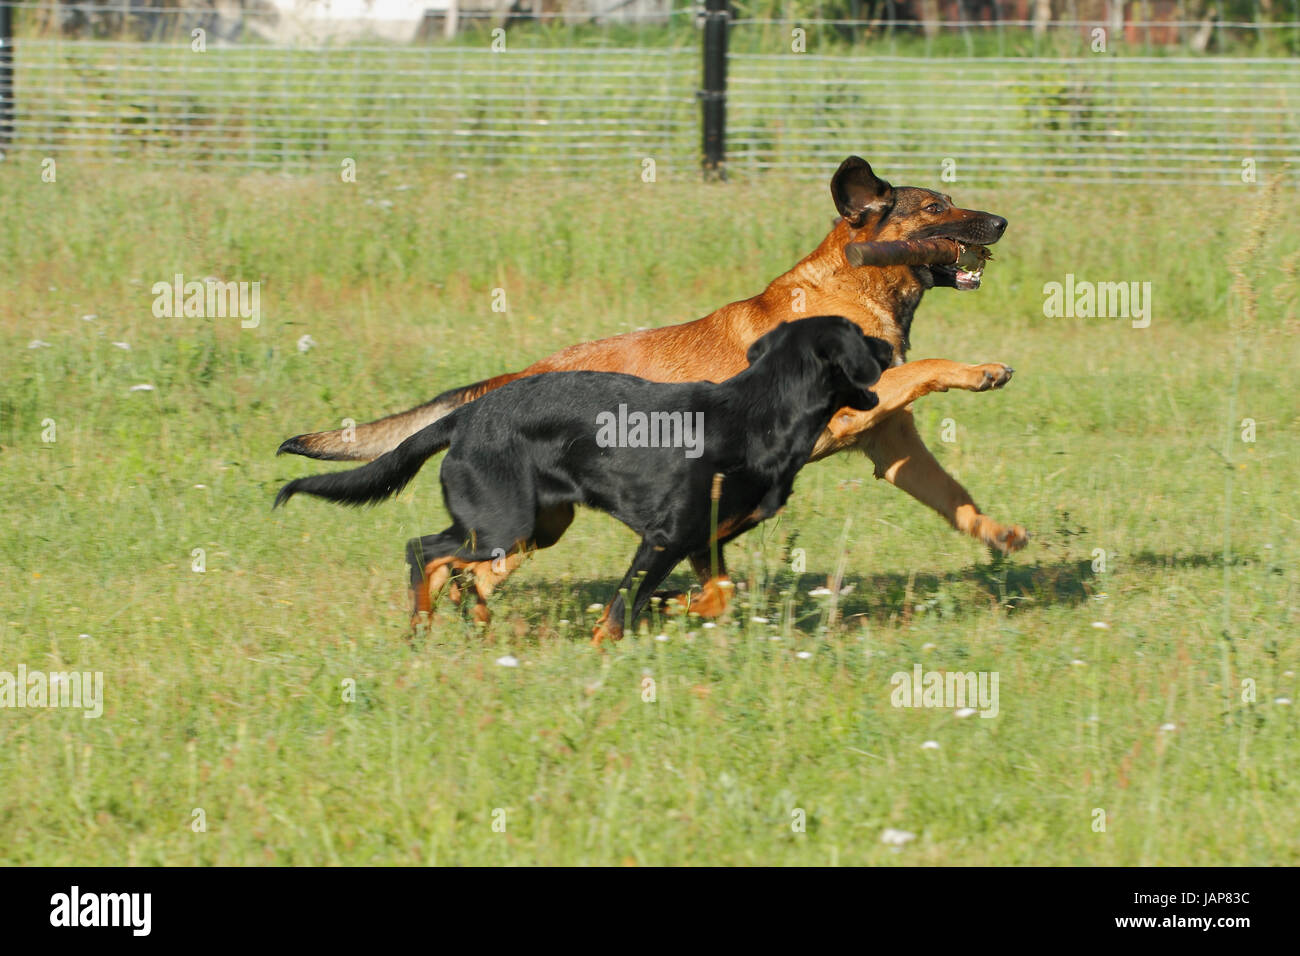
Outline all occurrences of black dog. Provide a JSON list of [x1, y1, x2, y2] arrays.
[[274, 316, 892, 643]]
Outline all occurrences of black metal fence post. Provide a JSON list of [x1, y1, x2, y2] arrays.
[[700, 0, 728, 179], [0, 1, 13, 152]]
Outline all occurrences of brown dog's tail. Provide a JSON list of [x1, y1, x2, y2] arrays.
[[276, 371, 524, 462], [275, 413, 458, 510]]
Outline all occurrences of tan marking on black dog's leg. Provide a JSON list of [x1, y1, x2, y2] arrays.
[[683, 576, 735, 617], [463, 550, 529, 628], [411, 555, 459, 632], [590, 605, 615, 647], [663, 550, 734, 618]]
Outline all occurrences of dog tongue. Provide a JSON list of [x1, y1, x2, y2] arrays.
[[955, 269, 982, 291]]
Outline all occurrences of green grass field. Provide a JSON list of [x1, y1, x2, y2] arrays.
[[1, 165, 1297, 865]]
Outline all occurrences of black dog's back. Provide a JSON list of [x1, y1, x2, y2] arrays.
[[447, 372, 724, 530]]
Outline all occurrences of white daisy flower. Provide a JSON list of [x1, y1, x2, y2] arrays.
[[881, 828, 915, 847]]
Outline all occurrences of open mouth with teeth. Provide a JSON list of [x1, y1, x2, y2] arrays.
[[933, 242, 993, 291]]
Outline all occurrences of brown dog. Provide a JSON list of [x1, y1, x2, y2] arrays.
[[279, 156, 1028, 618]]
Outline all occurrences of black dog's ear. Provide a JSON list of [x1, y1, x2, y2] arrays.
[[810, 321, 889, 382], [863, 335, 894, 373], [831, 156, 894, 229], [817, 324, 888, 412], [746, 322, 788, 366]]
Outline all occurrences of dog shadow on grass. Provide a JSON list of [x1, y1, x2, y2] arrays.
[[462, 550, 1242, 638]]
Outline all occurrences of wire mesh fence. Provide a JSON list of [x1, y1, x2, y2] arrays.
[[14, 40, 699, 171], [727, 54, 1300, 183], [3, 2, 1299, 183]]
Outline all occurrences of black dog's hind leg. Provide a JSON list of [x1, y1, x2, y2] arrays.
[[407, 527, 518, 631], [406, 530, 474, 631], [593, 539, 688, 645], [443, 503, 577, 625], [406, 498, 552, 632]]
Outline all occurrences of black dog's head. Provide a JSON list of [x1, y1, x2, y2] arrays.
[[746, 316, 892, 412], [831, 156, 1008, 291]]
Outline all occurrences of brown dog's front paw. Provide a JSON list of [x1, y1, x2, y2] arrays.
[[969, 363, 1014, 391], [980, 521, 1030, 554]]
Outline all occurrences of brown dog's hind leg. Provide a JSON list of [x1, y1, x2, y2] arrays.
[[857, 410, 1028, 553]]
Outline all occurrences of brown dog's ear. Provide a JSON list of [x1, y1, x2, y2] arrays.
[[831, 156, 894, 229]]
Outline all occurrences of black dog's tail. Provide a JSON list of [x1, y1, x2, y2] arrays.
[[274, 414, 457, 509]]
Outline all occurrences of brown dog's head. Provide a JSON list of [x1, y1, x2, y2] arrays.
[[746, 315, 892, 412], [831, 156, 1007, 291]]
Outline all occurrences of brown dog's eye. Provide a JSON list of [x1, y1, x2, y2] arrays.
[[924, 203, 943, 214]]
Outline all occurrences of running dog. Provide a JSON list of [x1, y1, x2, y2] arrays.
[[278, 156, 1026, 617], [275, 317, 892, 643]]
